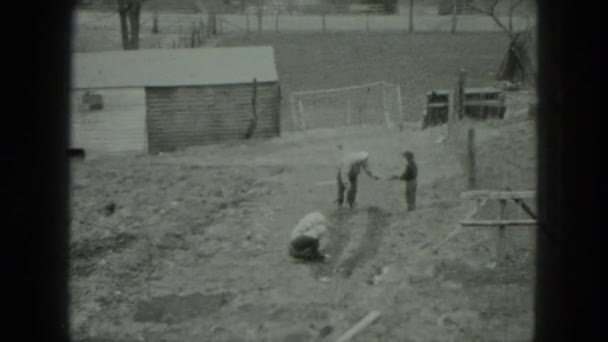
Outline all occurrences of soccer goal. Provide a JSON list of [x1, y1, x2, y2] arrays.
[[290, 82, 404, 131]]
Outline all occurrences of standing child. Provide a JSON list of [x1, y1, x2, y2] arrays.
[[389, 150, 418, 211]]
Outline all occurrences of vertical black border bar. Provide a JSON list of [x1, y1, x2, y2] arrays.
[[535, 0, 597, 340], [8, 1, 73, 341]]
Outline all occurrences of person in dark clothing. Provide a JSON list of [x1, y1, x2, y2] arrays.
[[389, 150, 418, 210]]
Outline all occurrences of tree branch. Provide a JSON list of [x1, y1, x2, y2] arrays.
[[469, 0, 516, 39]]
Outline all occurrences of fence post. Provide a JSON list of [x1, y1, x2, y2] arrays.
[[244, 78, 258, 139], [509, 0, 514, 34], [457, 68, 466, 119], [447, 89, 455, 140], [257, 1, 263, 33], [408, 0, 414, 33], [346, 100, 352, 126], [322, 12, 326, 33], [190, 22, 196, 48], [298, 100, 306, 130], [467, 127, 476, 189], [451, 0, 458, 33], [290, 94, 298, 131], [153, 9, 159, 34], [497, 196, 507, 265]]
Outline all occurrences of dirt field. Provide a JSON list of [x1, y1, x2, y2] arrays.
[[70, 88, 536, 341], [70, 6, 537, 339]]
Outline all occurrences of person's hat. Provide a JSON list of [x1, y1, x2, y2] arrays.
[[402, 150, 414, 159]]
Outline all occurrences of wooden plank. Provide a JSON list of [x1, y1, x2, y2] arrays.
[[464, 101, 506, 107], [460, 219, 538, 227], [461, 190, 535, 200], [335, 310, 381, 342], [432, 198, 487, 253], [512, 198, 537, 219]]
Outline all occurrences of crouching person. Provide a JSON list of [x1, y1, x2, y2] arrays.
[[289, 212, 330, 262]]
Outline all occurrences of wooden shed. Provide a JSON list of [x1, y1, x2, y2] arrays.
[[72, 47, 281, 154]]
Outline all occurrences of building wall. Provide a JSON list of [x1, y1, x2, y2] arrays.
[[146, 82, 280, 153], [70, 88, 148, 153]]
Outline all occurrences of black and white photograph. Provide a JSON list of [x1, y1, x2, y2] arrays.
[[67, 1, 540, 341]]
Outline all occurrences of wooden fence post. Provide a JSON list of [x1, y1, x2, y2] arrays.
[[509, 0, 514, 34], [257, 2, 263, 33], [298, 100, 306, 130], [346, 100, 352, 126], [408, 0, 414, 33], [290, 94, 298, 131], [451, 0, 458, 33], [467, 127, 476, 189], [152, 10, 159, 34], [447, 89, 455, 140], [322, 12, 326, 33], [457, 68, 466, 119], [190, 22, 196, 48], [497, 197, 507, 265], [244, 78, 258, 139]]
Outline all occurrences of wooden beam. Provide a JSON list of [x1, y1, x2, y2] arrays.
[[513, 198, 538, 219], [460, 219, 538, 227], [335, 310, 381, 342], [461, 190, 535, 200]]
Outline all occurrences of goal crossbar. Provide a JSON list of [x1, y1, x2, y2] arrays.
[[290, 81, 392, 97]]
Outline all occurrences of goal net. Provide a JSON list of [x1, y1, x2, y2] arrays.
[[290, 82, 404, 130]]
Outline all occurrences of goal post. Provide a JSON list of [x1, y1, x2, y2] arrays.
[[290, 82, 404, 130]]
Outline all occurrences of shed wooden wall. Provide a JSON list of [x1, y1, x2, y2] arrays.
[[145, 83, 280, 153]]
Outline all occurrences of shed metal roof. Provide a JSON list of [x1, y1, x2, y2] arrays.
[[72, 46, 278, 89]]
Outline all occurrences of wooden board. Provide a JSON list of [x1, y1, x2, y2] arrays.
[[461, 190, 536, 200]]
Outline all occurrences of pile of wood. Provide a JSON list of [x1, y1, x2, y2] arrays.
[[423, 87, 506, 129]]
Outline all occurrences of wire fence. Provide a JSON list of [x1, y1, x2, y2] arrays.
[[75, 6, 535, 36]]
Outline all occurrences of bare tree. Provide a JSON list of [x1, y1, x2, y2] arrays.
[[470, 0, 536, 84], [117, 0, 144, 50], [470, 0, 528, 37]]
